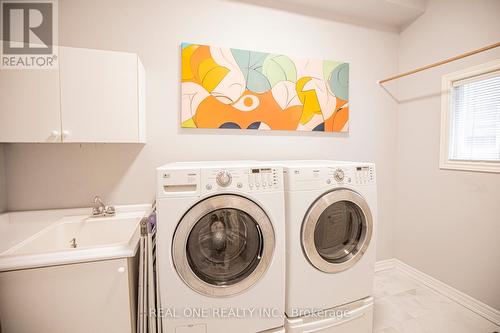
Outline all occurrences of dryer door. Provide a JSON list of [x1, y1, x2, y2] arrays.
[[302, 189, 373, 273], [172, 194, 275, 297]]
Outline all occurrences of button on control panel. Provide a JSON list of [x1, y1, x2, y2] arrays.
[[215, 170, 232, 187], [333, 169, 345, 182]]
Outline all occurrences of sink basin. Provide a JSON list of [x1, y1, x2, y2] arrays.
[[0, 208, 148, 271], [14, 216, 140, 255]]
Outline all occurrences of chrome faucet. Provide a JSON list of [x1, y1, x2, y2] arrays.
[[91, 196, 116, 217]]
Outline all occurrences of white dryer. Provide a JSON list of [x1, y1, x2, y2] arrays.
[[282, 160, 377, 333], [156, 161, 285, 333]]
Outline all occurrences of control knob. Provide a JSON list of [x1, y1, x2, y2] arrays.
[[216, 170, 232, 187], [334, 169, 345, 182]]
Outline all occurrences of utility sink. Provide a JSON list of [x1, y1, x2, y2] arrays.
[[0, 205, 149, 333], [14, 216, 140, 255], [0, 207, 149, 271]]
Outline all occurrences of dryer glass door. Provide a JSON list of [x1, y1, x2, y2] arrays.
[[302, 189, 373, 273], [172, 195, 275, 297]]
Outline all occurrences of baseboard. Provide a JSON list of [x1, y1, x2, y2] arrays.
[[375, 258, 500, 325], [374, 258, 397, 272]]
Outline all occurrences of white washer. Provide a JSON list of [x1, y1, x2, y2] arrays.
[[282, 160, 377, 333], [156, 161, 286, 333]]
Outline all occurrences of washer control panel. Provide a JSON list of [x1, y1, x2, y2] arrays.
[[248, 167, 279, 190], [157, 166, 283, 197], [203, 167, 282, 193]]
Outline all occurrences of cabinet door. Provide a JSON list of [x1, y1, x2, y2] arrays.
[[0, 69, 61, 142], [0, 258, 135, 333], [59, 47, 139, 143]]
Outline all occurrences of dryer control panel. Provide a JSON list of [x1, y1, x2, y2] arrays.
[[284, 164, 376, 191], [326, 165, 375, 185]]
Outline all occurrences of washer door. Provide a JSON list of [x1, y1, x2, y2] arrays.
[[302, 189, 373, 273], [172, 195, 275, 297]]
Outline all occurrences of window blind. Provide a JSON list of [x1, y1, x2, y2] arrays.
[[449, 70, 500, 162]]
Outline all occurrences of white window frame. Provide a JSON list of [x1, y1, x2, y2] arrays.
[[440, 59, 500, 173]]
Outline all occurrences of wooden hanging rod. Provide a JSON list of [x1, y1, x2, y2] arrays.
[[378, 41, 500, 84]]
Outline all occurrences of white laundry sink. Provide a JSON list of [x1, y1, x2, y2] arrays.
[[0, 206, 149, 333], [0, 206, 149, 271], [14, 215, 140, 255]]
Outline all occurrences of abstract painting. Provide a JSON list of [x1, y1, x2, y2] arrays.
[[181, 43, 349, 132]]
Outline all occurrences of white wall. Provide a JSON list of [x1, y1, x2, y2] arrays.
[[0, 144, 6, 213], [395, 0, 500, 310], [3, 0, 399, 260]]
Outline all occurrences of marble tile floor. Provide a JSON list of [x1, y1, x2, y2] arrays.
[[373, 269, 500, 333]]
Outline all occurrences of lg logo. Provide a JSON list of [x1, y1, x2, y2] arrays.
[[2, 1, 53, 54]]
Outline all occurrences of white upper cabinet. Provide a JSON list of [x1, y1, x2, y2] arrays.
[[0, 47, 146, 143], [60, 47, 145, 143], [0, 69, 61, 143]]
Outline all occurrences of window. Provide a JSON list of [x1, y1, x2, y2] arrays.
[[440, 60, 500, 173]]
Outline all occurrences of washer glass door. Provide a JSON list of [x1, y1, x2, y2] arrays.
[[173, 195, 275, 297], [302, 189, 373, 273], [187, 208, 262, 286]]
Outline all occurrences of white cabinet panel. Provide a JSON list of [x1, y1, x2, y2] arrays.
[[138, 58, 146, 143], [0, 47, 145, 143], [0, 257, 137, 333], [60, 47, 142, 143], [0, 69, 61, 142]]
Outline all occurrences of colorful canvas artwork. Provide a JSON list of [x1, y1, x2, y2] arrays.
[[181, 43, 349, 132]]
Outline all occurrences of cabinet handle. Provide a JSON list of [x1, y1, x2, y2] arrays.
[[51, 130, 60, 137], [118, 267, 126, 273], [62, 130, 70, 138]]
